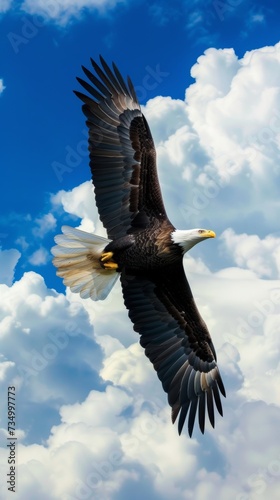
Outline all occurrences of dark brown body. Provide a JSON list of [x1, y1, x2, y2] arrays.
[[104, 220, 182, 273]]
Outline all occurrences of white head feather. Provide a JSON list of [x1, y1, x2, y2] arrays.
[[171, 228, 216, 253]]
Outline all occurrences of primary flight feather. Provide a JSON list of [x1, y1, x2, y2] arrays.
[[52, 56, 226, 437]]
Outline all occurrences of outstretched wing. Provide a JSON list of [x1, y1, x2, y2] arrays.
[[121, 263, 226, 437], [75, 56, 169, 240]]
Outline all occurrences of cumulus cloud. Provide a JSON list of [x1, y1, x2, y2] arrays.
[[1, 264, 280, 499], [0, 271, 103, 445], [1, 267, 280, 499], [52, 181, 105, 235], [221, 228, 280, 278]]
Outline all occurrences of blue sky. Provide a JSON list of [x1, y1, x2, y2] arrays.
[[1, 1, 280, 499]]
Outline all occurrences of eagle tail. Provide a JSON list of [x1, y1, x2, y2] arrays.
[[51, 226, 119, 300]]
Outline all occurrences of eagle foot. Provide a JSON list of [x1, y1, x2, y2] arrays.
[[100, 251, 118, 270], [102, 261, 119, 270], [100, 251, 114, 262]]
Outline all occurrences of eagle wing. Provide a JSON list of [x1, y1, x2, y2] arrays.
[[75, 57, 169, 240], [121, 262, 226, 436]]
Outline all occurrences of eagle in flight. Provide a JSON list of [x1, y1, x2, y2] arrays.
[[52, 56, 226, 437]]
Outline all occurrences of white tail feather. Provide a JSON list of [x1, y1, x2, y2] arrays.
[[51, 226, 119, 301]]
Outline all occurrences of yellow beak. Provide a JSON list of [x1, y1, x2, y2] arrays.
[[205, 230, 216, 238]]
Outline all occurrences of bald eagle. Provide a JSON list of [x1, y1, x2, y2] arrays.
[[52, 57, 225, 437]]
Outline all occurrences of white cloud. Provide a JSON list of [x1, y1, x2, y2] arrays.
[[250, 13, 265, 24], [101, 342, 157, 391], [1, 256, 280, 500], [0, 248, 21, 285], [1, 265, 280, 499], [0, 0, 12, 13], [180, 43, 280, 233], [0, 356, 14, 381], [15, 236, 29, 251], [143, 97, 189, 144], [33, 213, 56, 238], [0, 79, 5, 94], [28, 246, 49, 266], [221, 228, 280, 278], [1, 263, 280, 499], [52, 181, 104, 235], [0, 271, 102, 446], [189, 47, 280, 170]]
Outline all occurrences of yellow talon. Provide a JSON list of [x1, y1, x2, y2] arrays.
[[100, 251, 118, 270], [102, 261, 119, 270], [100, 251, 114, 262]]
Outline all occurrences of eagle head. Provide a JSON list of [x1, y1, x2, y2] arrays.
[[171, 228, 216, 253]]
